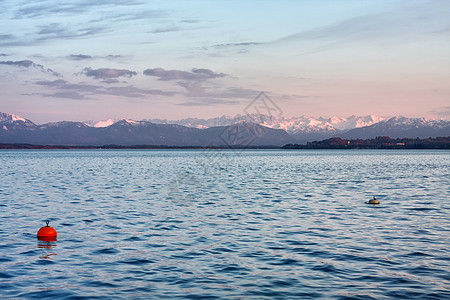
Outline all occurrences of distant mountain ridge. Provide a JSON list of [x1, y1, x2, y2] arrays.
[[145, 114, 383, 134], [0, 113, 294, 146], [1, 112, 449, 146], [144, 114, 449, 142], [340, 116, 450, 139]]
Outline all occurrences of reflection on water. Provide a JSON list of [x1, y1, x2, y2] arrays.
[[38, 239, 57, 259], [0, 149, 449, 299], [37, 239, 57, 249]]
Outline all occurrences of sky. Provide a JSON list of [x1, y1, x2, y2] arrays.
[[0, 0, 449, 124]]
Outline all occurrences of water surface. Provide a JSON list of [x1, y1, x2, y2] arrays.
[[0, 150, 449, 299]]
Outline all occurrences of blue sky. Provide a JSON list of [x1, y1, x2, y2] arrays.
[[1, 0, 449, 123]]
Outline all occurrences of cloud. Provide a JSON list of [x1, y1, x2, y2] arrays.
[[191, 68, 226, 78], [101, 79, 120, 84], [103, 86, 176, 97], [87, 9, 167, 27], [36, 23, 108, 42], [176, 79, 256, 99], [67, 54, 124, 61], [149, 22, 206, 34], [181, 19, 201, 24], [177, 81, 205, 97], [150, 26, 181, 34], [0, 60, 61, 77], [209, 87, 259, 99], [176, 80, 260, 107], [2, 2, 169, 49], [0, 60, 34, 67], [35, 79, 99, 92], [35, 79, 68, 87], [0, 25, 106, 47], [14, 1, 145, 19], [34, 79, 174, 99], [67, 54, 93, 60], [144, 67, 258, 106], [44, 91, 87, 100], [213, 42, 261, 48], [105, 55, 124, 60], [430, 106, 450, 118], [177, 98, 240, 106], [273, 15, 391, 46], [0, 34, 14, 40], [143, 67, 227, 81], [0, 34, 17, 46], [81, 67, 137, 79], [274, 3, 450, 48]]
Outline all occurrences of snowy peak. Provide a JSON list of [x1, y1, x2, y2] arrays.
[[92, 119, 116, 128], [253, 114, 384, 133], [379, 116, 448, 128], [331, 115, 383, 130], [147, 114, 384, 135], [111, 119, 152, 127], [0, 113, 36, 132], [341, 116, 450, 139], [0, 112, 34, 125], [41, 121, 90, 129], [11, 114, 26, 122], [85, 118, 151, 128]]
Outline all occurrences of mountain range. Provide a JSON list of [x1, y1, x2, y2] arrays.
[[1, 112, 449, 147]]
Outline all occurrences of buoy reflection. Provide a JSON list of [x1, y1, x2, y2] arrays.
[[38, 236, 57, 242], [38, 238, 57, 259], [38, 237, 57, 249], [38, 239, 56, 249]]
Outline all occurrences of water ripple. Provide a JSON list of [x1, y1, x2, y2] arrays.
[[0, 149, 449, 299]]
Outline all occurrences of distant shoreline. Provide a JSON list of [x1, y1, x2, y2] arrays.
[[0, 144, 281, 150], [1, 136, 449, 150], [283, 137, 450, 150]]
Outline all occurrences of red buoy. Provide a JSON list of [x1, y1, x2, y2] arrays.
[[37, 220, 57, 241]]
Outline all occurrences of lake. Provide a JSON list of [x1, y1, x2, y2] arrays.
[[0, 149, 449, 299]]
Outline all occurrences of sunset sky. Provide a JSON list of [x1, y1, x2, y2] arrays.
[[1, 0, 449, 123]]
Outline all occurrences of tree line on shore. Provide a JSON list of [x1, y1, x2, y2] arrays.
[[283, 136, 450, 149]]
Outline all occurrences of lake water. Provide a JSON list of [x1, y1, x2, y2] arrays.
[[0, 149, 449, 299]]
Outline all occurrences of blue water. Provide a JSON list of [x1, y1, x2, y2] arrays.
[[0, 149, 449, 299]]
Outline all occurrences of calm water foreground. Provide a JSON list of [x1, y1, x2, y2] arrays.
[[0, 149, 449, 299]]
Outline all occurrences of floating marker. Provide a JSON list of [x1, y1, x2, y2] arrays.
[[368, 196, 380, 205], [37, 220, 57, 241]]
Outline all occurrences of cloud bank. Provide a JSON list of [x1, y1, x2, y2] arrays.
[[143, 67, 227, 81], [0, 60, 61, 77], [34, 79, 175, 99], [67, 54, 125, 61], [67, 54, 93, 60], [81, 67, 137, 79]]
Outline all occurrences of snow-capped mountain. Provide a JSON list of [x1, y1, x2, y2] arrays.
[[1, 112, 449, 146], [83, 119, 117, 128], [148, 114, 383, 134], [0, 113, 294, 146], [0, 112, 35, 129], [147, 114, 384, 143], [340, 116, 450, 139]]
